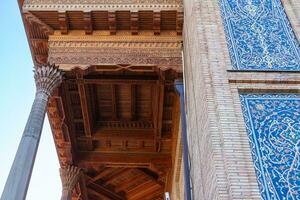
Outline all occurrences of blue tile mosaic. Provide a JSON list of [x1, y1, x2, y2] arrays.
[[240, 94, 300, 199], [220, 0, 300, 70]]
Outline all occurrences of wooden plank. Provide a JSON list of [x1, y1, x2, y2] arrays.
[[86, 175, 126, 200]]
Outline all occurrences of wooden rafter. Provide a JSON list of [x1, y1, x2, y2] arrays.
[[108, 11, 116, 35], [76, 74, 93, 150], [83, 12, 93, 34], [176, 12, 184, 35], [58, 11, 69, 34], [131, 11, 139, 35]]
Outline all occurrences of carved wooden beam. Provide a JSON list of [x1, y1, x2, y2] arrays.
[[130, 11, 139, 35], [58, 11, 69, 34], [108, 12, 116, 35], [83, 12, 93, 35], [76, 74, 93, 150], [153, 11, 161, 35], [176, 12, 183, 35], [23, 11, 54, 35], [77, 152, 172, 167], [67, 79, 158, 85], [152, 78, 164, 153]]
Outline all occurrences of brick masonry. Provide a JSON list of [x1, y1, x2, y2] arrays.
[[182, 0, 300, 199]]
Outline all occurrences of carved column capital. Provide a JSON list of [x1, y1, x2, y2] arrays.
[[34, 63, 63, 97], [60, 165, 81, 194]]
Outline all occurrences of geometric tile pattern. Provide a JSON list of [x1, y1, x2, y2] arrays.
[[240, 94, 300, 199], [220, 0, 300, 70]]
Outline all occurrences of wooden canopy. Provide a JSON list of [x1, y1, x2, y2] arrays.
[[19, 0, 183, 199]]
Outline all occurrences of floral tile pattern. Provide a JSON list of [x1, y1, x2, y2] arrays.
[[220, 0, 300, 70], [240, 94, 300, 199]]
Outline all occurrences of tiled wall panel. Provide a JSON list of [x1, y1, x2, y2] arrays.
[[240, 93, 300, 199]]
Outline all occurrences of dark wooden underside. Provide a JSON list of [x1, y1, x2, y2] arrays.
[[48, 69, 181, 199]]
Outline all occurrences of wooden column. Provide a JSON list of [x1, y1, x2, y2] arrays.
[[1, 64, 63, 200], [60, 165, 81, 200]]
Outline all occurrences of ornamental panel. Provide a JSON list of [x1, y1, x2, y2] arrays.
[[23, 0, 183, 12], [240, 93, 300, 199], [220, 0, 300, 70]]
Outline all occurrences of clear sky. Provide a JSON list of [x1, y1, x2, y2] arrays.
[[0, 1, 61, 199]]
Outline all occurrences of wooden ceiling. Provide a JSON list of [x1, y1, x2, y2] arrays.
[[19, 0, 183, 198], [48, 69, 181, 199]]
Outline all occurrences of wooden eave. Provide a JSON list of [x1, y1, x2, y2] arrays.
[[18, 0, 183, 199]]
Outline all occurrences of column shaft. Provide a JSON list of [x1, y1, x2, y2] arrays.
[[1, 92, 48, 200], [1, 64, 63, 200]]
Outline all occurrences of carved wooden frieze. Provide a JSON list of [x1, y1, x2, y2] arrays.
[[48, 35, 183, 72], [23, 0, 183, 12]]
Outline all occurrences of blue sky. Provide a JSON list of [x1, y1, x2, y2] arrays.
[[0, 1, 61, 199]]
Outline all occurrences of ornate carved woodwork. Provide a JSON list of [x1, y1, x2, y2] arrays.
[[48, 34, 182, 72], [19, 0, 183, 198], [46, 68, 181, 199], [22, 0, 183, 12]]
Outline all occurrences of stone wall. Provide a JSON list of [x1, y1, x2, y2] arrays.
[[182, 0, 300, 199]]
